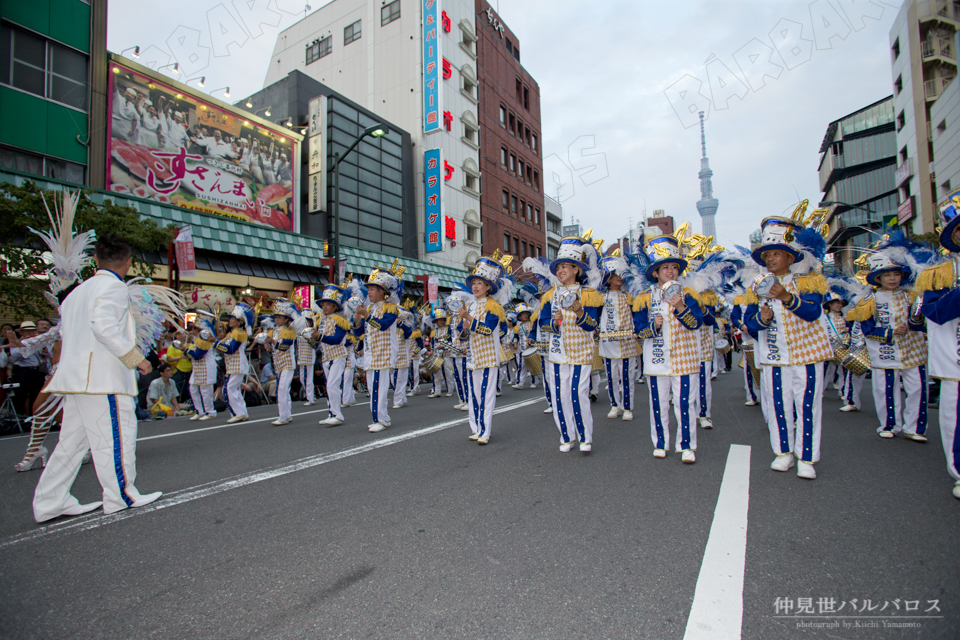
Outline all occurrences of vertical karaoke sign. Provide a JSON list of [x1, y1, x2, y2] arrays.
[[423, 0, 441, 133], [425, 148, 442, 252]]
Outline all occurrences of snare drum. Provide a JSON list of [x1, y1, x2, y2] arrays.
[[714, 338, 732, 354], [423, 351, 444, 375], [521, 347, 542, 376]]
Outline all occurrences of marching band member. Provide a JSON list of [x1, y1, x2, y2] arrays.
[[598, 250, 638, 421], [848, 238, 929, 442], [296, 315, 318, 406], [517, 274, 554, 414], [821, 293, 847, 397], [512, 305, 537, 389], [186, 313, 218, 421], [697, 286, 719, 430], [353, 263, 403, 432], [458, 251, 512, 444], [428, 308, 455, 398], [538, 232, 604, 454], [392, 305, 413, 409], [448, 295, 472, 411], [732, 290, 761, 408], [744, 208, 833, 480], [316, 284, 351, 426], [632, 234, 703, 463], [264, 299, 299, 426], [917, 188, 960, 498], [342, 334, 359, 407], [408, 310, 424, 397], [498, 319, 512, 396], [218, 302, 254, 424]]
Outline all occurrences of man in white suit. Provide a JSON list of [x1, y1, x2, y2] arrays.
[[33, 234, 163, 523]]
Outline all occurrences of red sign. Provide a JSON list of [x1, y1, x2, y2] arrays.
[[444, 216, 456, 239], [442, 58, 452, 79], [897, 196, 915, 225], [174, 226, 196, 277], [443, 160, 455, 180]]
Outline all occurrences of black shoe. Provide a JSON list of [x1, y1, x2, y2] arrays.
[[589, 393, 597, 403]]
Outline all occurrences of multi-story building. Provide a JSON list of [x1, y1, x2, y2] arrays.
[[890, 0, 959, 233], [818, 97, 897, 271], [0, 0, 107, 186], [544, 194, 562, 259], [931, 32, 960, 199], [475, 0, 545, 271], [263, 0, 483, 270]]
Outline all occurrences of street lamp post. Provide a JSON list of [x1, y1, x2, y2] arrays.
[[330, 124, 389, 285]]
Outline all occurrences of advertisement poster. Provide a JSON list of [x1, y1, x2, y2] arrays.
[[107, 61, 299, 232]]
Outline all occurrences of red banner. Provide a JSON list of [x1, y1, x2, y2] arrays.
[[175, 226, 196, 277]]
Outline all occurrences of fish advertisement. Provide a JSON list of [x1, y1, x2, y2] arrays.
[[107, 60, 300, 232]]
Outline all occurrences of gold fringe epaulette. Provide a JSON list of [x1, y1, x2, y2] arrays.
[[626, 293, 634, 306], [733, 295, 745, 306], [683, 288, 703, 306], [846, 296, 876, 322], [541, 288, 556, 304], [485, 299, 505, 321], [332, 314, 351, 331], [530, 308, 540, 322], [632, 292, 652, 311], [700, 290, 718, 306], [411, 329, 422, 339], [915, 261, 955, 293], [795, 273, 828, 295], [744, 290, 760, 305], [381, 303, 399, 316], [580, 288, 604, 308], [194, 337, 214, 350]]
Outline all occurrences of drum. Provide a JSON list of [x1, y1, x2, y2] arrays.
[[742, 345, 761, 387], [714, 338, 732, 354], [592, 346, 604, 372], [840, 344, 871, 376], [751, 274, 778, 298], [535, 340, 549, 356], [521, 347, 542, 376], [423, 351, 444, 376]]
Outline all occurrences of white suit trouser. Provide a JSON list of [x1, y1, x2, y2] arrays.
[[392, 367, 407, 406], [648, 374, 698, 452], [366, 369, 392, 425], [409, 357, 420, 392], [591, 370, 601, 395], [939, 380, 960, 483], [34, 394, 150, 520], [322, 357, 346, 420], [516, 356, 536, 386], [743, 356, 759, 403], [762, 363, 824, 464], [451, 357, 468, 403], [871, 365, 927, 435], [299, 364, 315, 403], [342, 364, 356, 405], [432, 359, 453, 394], [840, 369, 866, 408], [224, 374, 248, 418], [190, 384, 215, 416], [277, 369, 293, 421], [548, 363, 593, 445], [604, 357, 636, 410], [698, 360, 713, 418], [468, 367, 497, 438], [824, 361, 841, 386], [541, 356, 552, 408]]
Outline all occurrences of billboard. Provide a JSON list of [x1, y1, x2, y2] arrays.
[[107, 60, 300, 232], [422, 0, 441, 133], [424, 148, 442, 252]]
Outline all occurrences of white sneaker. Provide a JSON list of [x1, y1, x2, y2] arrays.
[[653, 449, 666, 458], [392, 403, 404, 409], [496, 391, 502, 397], [770, 455, 795, 472], [839, 404, 859, 412], [368, 423, 386, 432], [879, 431, 895, 439], [271, 418, 292, 426], [304, 401, 315, 406], [529, 384, 537, 389], [406, 392, 415, 397], [189, 414, 201, 421], [832, 382, 842, 390], [226, 415, 248, 424], [621, 410, 633, 421], [199, 415, 214, 421], [446, 392, 453, 397], [454, 402, 465, 410], [607, 407, 622, 419], [904, 433, 928, 443], [745, 400, 759, 406], [637, 377, 645, 384], [131, 491, 163, 508], [559, 442, 574, 452], [698, 417, 713, 429], [953, 483, 960, 499], [797, 461, 816, 479], [511, 384, 524, 390], [319, 417, 343, 426], [468, 432, 479, 441], [681, 450, 696, 464], [579, 442, 592, 453], [460, 404, 469, 411], [428, 393, 440, 398], [543, 406, 553, 414], [477, 436, 489, 445]]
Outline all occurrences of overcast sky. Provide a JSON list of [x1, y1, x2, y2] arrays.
[[108, 0, 902, 250]]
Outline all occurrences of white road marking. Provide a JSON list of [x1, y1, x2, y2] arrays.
[[137, 408, 329, 441], [683, 444, 751, 640], [0, 396, 544, 550]]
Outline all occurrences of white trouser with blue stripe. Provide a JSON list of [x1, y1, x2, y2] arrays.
[[541, 356, 552, 408], [366, 369, 392, 426], [392, 367, 407, 406], [604, 357, 635, 410], [743, 355, 759, 403], [432, 358, 453, 394], [224, 374, 248, 418], [761, 363, 824, 464], [938, 380, 960, 484], [34, 394, 151, 520], [699, 360, 713, 418], [468, 367, 497, 438], [277, 369, 293, 421], [190, 384, 215, 416], [548, 363, 594, 445], [299, 365, 315, 403], [322, 357, 346, 420], [840, 368, 866, 409], [451, 357, 468, 404], [871, 365, 927, 435], [342, 363, 357, 405], [648, 374, 698, 452]]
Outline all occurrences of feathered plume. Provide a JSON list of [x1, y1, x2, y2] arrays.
[[679, 251, 738, 293], [126, 279, 187, 355], [517, 279, 543, 315], [28, 190, 95, 310], [521, 256, 558, 289], [623, 250, 654, 297], [491, 273, 515, 307], [874, 231, 940, 284], [583, 243, 603, 290], [827, 275, 872, 312]]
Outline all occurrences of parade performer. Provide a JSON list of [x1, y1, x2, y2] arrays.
[[34, 232, 182, 521], [392, 302, 414, 409], [264, 299, 299, 426], [597, 250, 639, 421], [426, 308, 453, 398], [497, 316, 513, 396], [732, 288, 761, 408], [218, 302, 254, 424], [353, 261, 402, 432], [512, 306, 538, 389], [458, 251, 512, 444], [343, 333, 359, 407], [631, 233, 703, 463], [186, 313, 218, 421], [518, 274, 554, 414], [408, 306, 425, 397], [917, 188, 960, 498], [822, 292, 848, 397], [447, 294, 472, 411], [848, 235, 931, 441], [296, 314, 318, 406], [316, 284, 351, 426], [538, 231, 604, 453], [744, 204, 833, 480]]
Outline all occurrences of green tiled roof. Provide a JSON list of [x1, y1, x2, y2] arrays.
[[0, 168, 469, 288]]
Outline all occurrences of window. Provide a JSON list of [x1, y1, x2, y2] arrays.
[[894, 74, 903, 96], [518, 159, 524, 179], [943, 179, 953, 195], [533, 171, 539, 191], [509, 154, 516, 172], [499, 105, 506, 126], [509, 113, 515, 134], [344, 20, 361, 45], [381, 0, 401, 26], [1, 144, 85, 183], [534, 207, 540, 225], [306, 36, 332, 64], [892, 37, 900, 61], [527, 203, 533, 221], [532, 134, 538, 153], [462, 113, 479, 148], [463, 158, 480, 195], [519, 200, 525, 218], [502, 189, 509, 210], [501, 147, 507, 166], [938, 119, 947, 134], [526, 166, 532, 184], [517, 118, 523, 138], [505, 38, 513, 55], [516, 78, 522, 102], [511, 195, 517, 213], [460, 64, 478, 103], [514, 237, 520, 256], [522, 241, 527, 258], [897, 110, 905, 132], [525, 127, 531, 146], [536, 245, 541, 258], [0, 25, 88, 111], [504, 233, 511, 251], [459, 19, 477, 58], [523, 87, 530, 110]]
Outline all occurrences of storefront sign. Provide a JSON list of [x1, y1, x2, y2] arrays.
[[307, 96, 326, 213], [183, 285, 235, 311], [897, 196, 915, 225], [174, 225, 196, 277], [293, 285, 312, 311], [428, 275, 439, 302], [425, 148, 443, 252], [107, 61, 300, 232], [423, 0, 442, 133], [895, 158, 912, 186]]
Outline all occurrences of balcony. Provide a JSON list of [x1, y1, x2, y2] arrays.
[[925, 75, 956, 100], [918, 0, 960, 23], [922, 37, 956, 61]]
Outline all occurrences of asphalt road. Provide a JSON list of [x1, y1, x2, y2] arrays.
[[0, 361, 958, 640]]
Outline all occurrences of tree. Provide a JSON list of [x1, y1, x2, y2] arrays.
[[0, 181, 175, 321]]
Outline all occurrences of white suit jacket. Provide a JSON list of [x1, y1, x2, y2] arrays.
[[45, 270, 144, 396]]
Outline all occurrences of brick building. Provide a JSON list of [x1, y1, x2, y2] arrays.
[[475, 0, 545, 271]]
